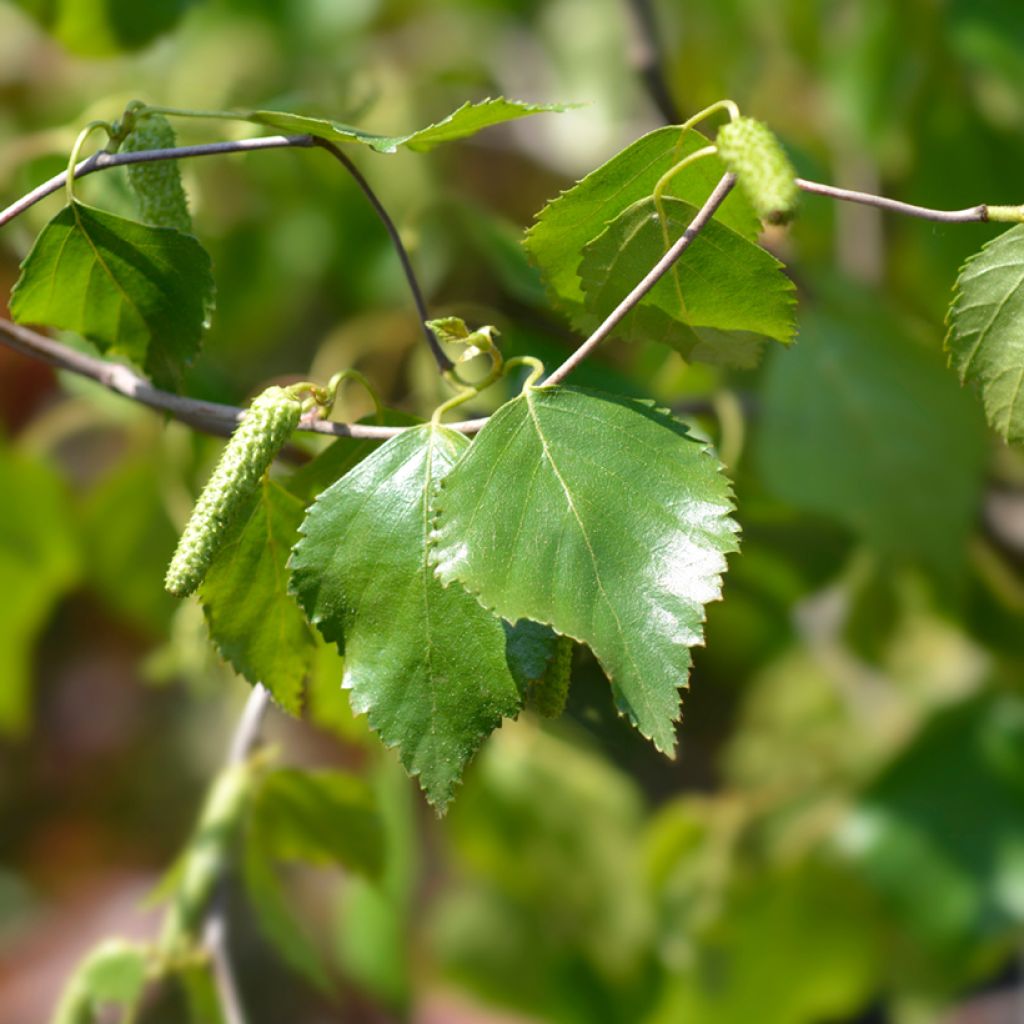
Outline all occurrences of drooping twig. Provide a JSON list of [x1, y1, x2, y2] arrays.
[[543, 172, 737, 386], [312, 139, 452, 372], [0, 135, 315, 229]]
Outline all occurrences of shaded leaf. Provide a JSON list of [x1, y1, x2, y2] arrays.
[[524, 126, 761, 319], [10, 201, 214, 389], [504, 618, 558, 695], [755, 302, 988, 580], [252, 767, 383, 878], [0, 445, 80, 735], [200, 479, 314, 714], [431, 386, 738, 754], [291, 424, 521, 808], [946, 223, 1024, 443], [245, 98, 569, 155], [577, 196, 795, 362]]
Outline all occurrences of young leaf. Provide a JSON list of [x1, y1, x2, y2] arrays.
[[9, 201, 214, 389], [244, 98, 569, 154], [200, 479, 315, 714], [251, 767, 383, 877], [524, 126, 760, 319], [946, 223, 1024, 444], [577, 195, 796, 360], [431, 386, 739, 754], [290, 424, 522, 809]]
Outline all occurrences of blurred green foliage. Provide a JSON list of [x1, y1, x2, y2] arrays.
[[3, 0, 1024, 1022]]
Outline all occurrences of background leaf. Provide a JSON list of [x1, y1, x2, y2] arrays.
[[9, 201, 214, 389], [200, 479, 314, 714], [244, 98, 569, 155], [431, 386, 739, 753], [946, 223, 1024, 444], [291, 424, 522, 808]]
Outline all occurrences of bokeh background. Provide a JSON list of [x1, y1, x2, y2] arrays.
[[2, 0, 1024, 1021]]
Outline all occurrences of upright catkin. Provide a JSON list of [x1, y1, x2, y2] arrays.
[[530, 635, 573, 718], [120, 113, 193, 233], [165, 386, 302, 597], [716, 117, 799, 225]]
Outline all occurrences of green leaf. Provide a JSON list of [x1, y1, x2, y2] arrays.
[[504, 618, 558, 695], [252, 767, 383, 878], [200, 479, 314, 714], [52, 939, 148, 1024], [14, 0, 197, 56], [576, 196, 795, 362], [244, 98, 569, 155], [0, 445, 80, 735], [946, 223, 1024, 443], [10, 201, 214, 389], [754, 301, 989, 579], [243, 839, 334, 995], [524, 125, 761, 318], [291, 424, 522, 808], [431, 386, 738, 754]]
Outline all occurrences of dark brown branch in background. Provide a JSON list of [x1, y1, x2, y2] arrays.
[[624, 0, 683, 125]]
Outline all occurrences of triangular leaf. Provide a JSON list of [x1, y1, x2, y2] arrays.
[[9, 201, 214, 389], [524, 125, 761, 318], [290, 424, 521, 808], [577, 195, 796, 360], [200, 479, 315, 714], [431, 386, 738, 753], [946, 223, 1024, 444], [252, 767, 383, 878], [244, 98, 569, 155]]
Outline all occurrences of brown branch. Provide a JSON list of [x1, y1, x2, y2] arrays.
[[795, 178, 990, 223]]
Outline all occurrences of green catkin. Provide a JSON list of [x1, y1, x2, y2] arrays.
[[530, 635, 573, 718], [716, 116, 799, 225], [165, 386, 302, 597], [120, 113, 192, 233]]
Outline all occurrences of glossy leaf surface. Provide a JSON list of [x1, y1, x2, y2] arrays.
[[291, 424, 521, 808], [431, 386, 738, 753]]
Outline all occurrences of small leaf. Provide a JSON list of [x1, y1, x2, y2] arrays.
[[431, 386, 739, 754], [524, 125, 761, 319], [244, 98, 569, 155], [252, 767, 383, 878], [9, 201, 214, 389], [946, 223, 1024, 444], [577, 196, 796, 361], [291, 424, 522, 808], [504, 618, 558, 696], [52, 939, 148, 1024], [200, 479, 315, 714]]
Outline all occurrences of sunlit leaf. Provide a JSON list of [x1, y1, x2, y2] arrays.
[[291, 424, 521, 808], [245, 98, 570, 154], [431, 386, 738, 753], [946, 223, 1024, 444], [9, 201, 214, 389]]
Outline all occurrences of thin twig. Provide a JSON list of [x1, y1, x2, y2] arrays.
[[0, 317, 487, 439], [795, 178, 989, 223], [312, 138, 453, 372], [0, 135, 315, 229], [544, 173, 736, 386]]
